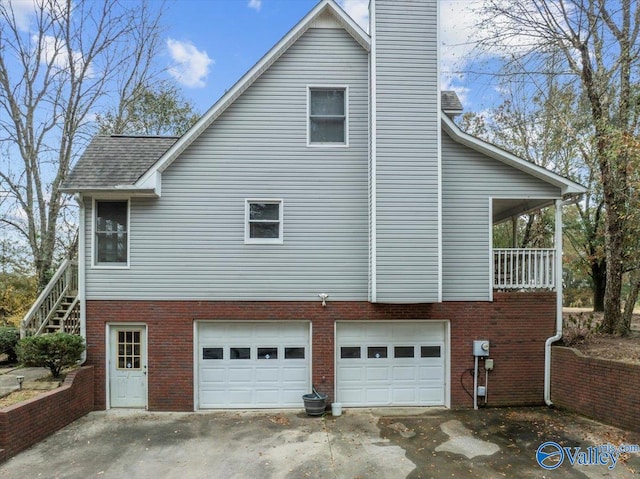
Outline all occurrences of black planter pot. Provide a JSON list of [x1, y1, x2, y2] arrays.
[[302, 393, 327, 416]]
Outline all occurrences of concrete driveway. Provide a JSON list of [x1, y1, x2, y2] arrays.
[[1, 407, 639, 478]]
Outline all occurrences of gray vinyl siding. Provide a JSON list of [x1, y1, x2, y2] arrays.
[[441, 132, 560, 301], [373, 0, 440, 302], [85, 27, 369, 301]]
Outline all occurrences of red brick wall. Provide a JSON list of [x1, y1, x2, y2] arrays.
[[552, 347, 640, 433], [0, 366, 94, 462], [86, 292, 555, 411]]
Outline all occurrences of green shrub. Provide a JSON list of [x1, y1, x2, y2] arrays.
[[17, 333, 85, 378], [0, 326, 20, 363]]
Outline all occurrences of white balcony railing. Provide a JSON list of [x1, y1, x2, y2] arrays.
[[493, 248, 556, 290]]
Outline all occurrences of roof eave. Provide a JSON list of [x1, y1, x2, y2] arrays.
[[441, 113, 587, 196], [59, 185, 159, 198], [135, 0, 370, 188]]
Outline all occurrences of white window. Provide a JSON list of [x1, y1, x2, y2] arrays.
[[308, 87, 347, 146], [94, 200, 129, 266], [245, 200, 283, 244]]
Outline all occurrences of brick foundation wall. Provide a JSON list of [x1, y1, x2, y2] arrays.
[[0, 366, 94, 462], [552, 347, 640, 433], [86, 292, 555, 411]]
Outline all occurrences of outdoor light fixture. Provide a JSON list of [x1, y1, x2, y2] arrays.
[[16, 375, 24, 390], [318, 293, 329, 307]]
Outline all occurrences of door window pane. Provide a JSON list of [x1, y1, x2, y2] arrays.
[[230, 347, 250, 359], [394, 346, 414, 358], [203, 348, 223, 360], [367, 346, 387, 359], [421, 346, 441, 358], [116, 329, 142, 370], [340, 347, 360, 359], [285, 347, 305, 359], [258, 347, 278, 359]]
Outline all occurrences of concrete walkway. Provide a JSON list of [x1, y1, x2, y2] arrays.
[[0, 366, 51, 397]]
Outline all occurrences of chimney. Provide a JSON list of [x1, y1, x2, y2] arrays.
[[370, 0, 441, 303]]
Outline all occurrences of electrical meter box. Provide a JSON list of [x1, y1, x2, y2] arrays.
[[473, 340, 490, 357]]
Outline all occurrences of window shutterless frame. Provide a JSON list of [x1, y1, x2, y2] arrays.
[[92, 198, 130, 268], [244, 199, 284, 244], [307, 85, 349, 147]]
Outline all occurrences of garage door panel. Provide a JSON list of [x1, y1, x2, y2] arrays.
[[227, 367, 254, 382], [392, 366, 418, 381], [337, 322, 447, 407], [366, 366, 390, 381], [197, 322, 310, 409], [201, 368, 227, 383], [366, 388, 390, 403], [339, 366, 364, 381], [392, 388, 417, 403], [282, 367, 308, 382], [418, 365, 444, 380]]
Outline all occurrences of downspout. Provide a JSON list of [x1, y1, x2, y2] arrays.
[[75, 193, 87, 365], [369, 0, 377, 303], [544, 198, 563, 406]]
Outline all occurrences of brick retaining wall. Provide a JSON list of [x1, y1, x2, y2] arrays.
[[0, 366, 94, 462], [552, 347, 640, 433]]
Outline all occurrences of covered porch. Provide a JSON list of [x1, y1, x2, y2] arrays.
[[492, 197, 563, 291]]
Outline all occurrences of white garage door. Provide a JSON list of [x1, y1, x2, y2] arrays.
[[336, 321, 446, 406], [197, 322, 310, 409]]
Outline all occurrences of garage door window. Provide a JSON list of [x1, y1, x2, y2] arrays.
[[285, 347, 305, 359], [368, 346, 387, 359], [394, 346, 414, 358], [258, 347, 278, 359], [421, 346, 441, 358], [231, 347, 251, 359], [203, 348, 223, 360], [341, 346, 360, 359]]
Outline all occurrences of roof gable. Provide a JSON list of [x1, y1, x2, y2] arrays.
[[135, 0, 370, 191]]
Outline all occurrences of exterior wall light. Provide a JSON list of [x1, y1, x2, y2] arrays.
[[318, 293, 329, 307]]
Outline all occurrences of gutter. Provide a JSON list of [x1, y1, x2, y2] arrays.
[[544, 198, 564, 406]]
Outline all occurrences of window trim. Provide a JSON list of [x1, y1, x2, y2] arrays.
[[244, 199, 284, 244], [92, 198, 130, 269], [307, 85, 349, 147]]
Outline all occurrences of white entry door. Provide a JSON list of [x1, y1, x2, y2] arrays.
[[336, 321, 446, 407], [197, 322, 310, 409], [109, 325, 147, 408]]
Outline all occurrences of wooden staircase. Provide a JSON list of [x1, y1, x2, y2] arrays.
[[21, 257, 80, 338]]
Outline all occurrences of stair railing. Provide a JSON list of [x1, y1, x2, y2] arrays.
[[20, 258, 79, 338]]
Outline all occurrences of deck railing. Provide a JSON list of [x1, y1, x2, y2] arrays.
[[493, 248, 556, 290], [20, 258, 78, 337]]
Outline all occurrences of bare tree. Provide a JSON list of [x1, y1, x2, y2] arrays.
[[0, 0, 165, 290], [474, 0, 640, 335]]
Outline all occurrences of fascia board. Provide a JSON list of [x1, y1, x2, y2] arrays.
[[441, 113, 587, 196], [135, 0, 370, 187]]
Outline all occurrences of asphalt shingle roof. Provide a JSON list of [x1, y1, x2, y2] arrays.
[[63, 135, 178, 190], [441, 90, 463, 113]]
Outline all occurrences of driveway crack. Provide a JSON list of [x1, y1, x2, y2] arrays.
[[323, 416, 339, 479]]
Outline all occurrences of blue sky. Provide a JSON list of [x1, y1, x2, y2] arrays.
[[160, 0, 496, 115]]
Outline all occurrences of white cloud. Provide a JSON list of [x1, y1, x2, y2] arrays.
[[248, 0, 261, 11], [3, 0, 34, 30], [338, 0, 369, 31], [2, 0, 69, 32], [34, 34, 92, 76], [166, 38, 214, 88]]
